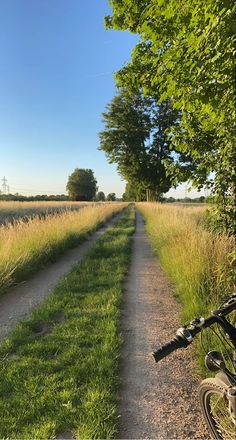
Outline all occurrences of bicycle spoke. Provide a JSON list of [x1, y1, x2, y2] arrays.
[[209, 393, 235, 440]]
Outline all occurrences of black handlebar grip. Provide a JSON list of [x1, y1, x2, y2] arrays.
[[152, 336, 188, 363]]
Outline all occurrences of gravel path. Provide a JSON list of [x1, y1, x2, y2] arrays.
[[118, 211, 208, 440], [0, 212, 124, 343]]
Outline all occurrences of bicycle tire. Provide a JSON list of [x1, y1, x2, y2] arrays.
[[199, 377, 235, 440]]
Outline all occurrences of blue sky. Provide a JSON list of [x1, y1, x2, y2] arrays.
[[0, 0, 204, 198]]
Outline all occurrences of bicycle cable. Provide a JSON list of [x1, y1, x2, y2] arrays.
[[200, 325, 236, 379], [200, 327, 210, 356], [216, 324, 236, 373]]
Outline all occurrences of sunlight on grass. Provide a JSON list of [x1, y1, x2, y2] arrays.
[[0, 201, 89, 224], [0, 207, 135, 439], [0, 203, 127, 295], [137, 203, 235, 373], [138, 203, 234, 317]]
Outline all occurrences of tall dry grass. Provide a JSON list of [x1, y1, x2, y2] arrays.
[[0, 201, 89, 224], [137, 203, 235, 321], [0, 203, 127, 295], [0, 201, 87, 210]]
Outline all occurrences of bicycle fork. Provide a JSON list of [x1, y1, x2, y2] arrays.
[[227, 387, 236, 422]]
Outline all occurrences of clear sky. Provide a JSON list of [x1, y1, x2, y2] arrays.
[[0, 0, 204, 198]]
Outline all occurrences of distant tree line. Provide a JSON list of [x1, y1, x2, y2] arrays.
[[163, 196, 206, 204], [0, 193, 69, 202], [0, 191, 118, 203], [0, 190, 211, 204], [122, 191, 208, 204], [0, 190, 117, 203]]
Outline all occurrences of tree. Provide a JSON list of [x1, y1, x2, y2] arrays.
[[100, 89, 182, 201], [122, 181, 147, 201], [96, 191, 106, 201], [105, 0, 236, 232], [100, 91, 151, 186], [66, 168, 97, 201], [107, 193, 116, 201]]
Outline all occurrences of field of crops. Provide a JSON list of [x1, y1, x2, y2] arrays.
[[0, 201, 127, 295], [0, 201, 92, 225]]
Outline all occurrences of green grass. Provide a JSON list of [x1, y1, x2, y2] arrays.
[[0, 207, 135, 439], [137, 203, 235, 375]]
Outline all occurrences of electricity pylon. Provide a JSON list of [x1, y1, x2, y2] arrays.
[[2, 177, 8, 194]]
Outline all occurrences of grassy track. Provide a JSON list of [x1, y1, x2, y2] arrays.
[[0, 203, 127, 296], [0, 207, 135, 439], [137, 203, 235, 372]]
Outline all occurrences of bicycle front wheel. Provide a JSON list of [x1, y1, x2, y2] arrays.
[[199, 377, 235, 440]]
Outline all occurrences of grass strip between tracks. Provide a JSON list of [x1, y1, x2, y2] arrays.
[[0, 207, 135, 439], [0, 203, 127, 296]]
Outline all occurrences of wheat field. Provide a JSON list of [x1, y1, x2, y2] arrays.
[[0, 202, 127, 295], [0, 200, 91, 224]]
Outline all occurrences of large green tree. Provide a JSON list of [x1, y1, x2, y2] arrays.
[[122, 181, 147, 201], [105, 0, 236, 231], [106, 192, 116, 201], [96, 191, 106, 201], [66, 168, 97, 201], [99, 90, 182, 200]]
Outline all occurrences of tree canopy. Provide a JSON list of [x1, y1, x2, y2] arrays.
[[99, 90, 185, 201], [107, 192, 116, 201], [96, 191, 106, 201], [66, 169, 97, 201], [105, 0, 236, 231]]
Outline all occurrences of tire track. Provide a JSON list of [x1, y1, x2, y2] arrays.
[[118, 211, 208, 439], [0, 211, 124, 343]]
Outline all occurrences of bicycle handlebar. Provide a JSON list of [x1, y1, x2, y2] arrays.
[[153, 294, 236, 363], [153, 335, 188, 362], [213, 294, 236, 317]]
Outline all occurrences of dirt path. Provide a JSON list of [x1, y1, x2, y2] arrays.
[[118, 211, 208, 440], [0, 212, 123, 343]]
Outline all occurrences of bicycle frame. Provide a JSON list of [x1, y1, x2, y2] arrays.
[[203, 314, 236, 421], [153, 294, 236, 430]]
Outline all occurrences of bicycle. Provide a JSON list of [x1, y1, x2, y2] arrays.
[[152, 294, 236, 439]]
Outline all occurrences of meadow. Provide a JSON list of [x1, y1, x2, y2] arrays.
[[137, 203, 235, 371], [0, 202, 127, 296], [0, 201, 90, 225]]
